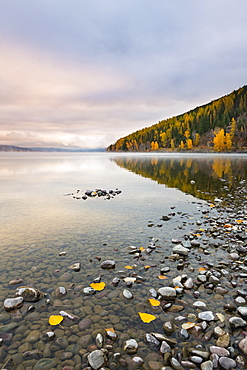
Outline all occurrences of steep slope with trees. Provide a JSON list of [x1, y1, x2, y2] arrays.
[[107, 85, 247, 152]]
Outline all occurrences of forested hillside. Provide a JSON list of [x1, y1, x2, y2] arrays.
[[107, 85, 247, 152]]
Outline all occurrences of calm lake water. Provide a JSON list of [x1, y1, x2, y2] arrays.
[[1, 152, 247, 369]]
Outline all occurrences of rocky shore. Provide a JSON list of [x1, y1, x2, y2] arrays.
[[1, 180, 247, 369]]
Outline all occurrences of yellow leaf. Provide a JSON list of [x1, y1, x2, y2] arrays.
[[198, 228, 205, 232], [138, 312, 156, 323], [90, 282, 106, 291], [182, 322, 195, 330], [198, 267, 206, 272], [49, 315, 64, 326], [209, 204, 215, 207], [224, 224, 232, 228], [105, 327, 115, 333], [235, 219, 243, 224], [157, 275, 168, 280], [148, 298, 160, 307], [140, 247, 145, 251], [144, 265, 150, 269], [124, 266, 133, 269], [216, 313, 225, 322]]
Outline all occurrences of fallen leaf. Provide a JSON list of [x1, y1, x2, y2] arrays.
[[198, 228, 205, 232], [182, 322, 196, 330], [138, 312, 156, 323], [235, 219, 243, 224], [140, 247, 145, 251], [209, 204, 215, 207], [49, 315, 64, 326], [90, 282, 106, 291], [216, 313, 225, 322], [224, 224, 232, 228], [198, 267, 206, 272], [105, 327, 115, 333], [148, 298, 160, 307], [144, 265, 151, 269], [157, 275, 168, 280], [124, 266, 133, 269]]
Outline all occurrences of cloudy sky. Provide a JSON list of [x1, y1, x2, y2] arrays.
[[0, 0, 247, 149]]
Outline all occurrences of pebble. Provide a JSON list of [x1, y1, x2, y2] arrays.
[[219, 357, 237, 369], [158, 287, 176, 299], [3, 297, 23, 310], [123, 339, 138, 354]]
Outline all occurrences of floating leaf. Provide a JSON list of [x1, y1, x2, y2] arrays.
[[157, 275, 168, 280], [209, 204, 215, 207], [216, 313, 225, 322], [138, 312, 156, 323], [105, 327, 115, 333], [182, 322, 196, 330], [90, 282, 106, 291], [148, 298, 160, 307], [198, 228, 205, 232], [144, 265, 151, 269], [235, 219, 243, 224], [224, 224, 232, 228], [124, 266, 133, 269], [49, 315, 64, 326], [140, 247, 145, 251], [198, 267, 206, 272], [123, 277, 136, 283]]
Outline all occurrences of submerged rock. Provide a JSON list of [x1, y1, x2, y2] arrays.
[[4, 297, 23, 311], [100, 260, 115, 269], [15, 286, 43, 302], [88, 349, 108, 369]]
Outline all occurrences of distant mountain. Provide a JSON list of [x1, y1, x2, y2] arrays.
[[0, 145, 105, 152], [107, 85, 247, 152]]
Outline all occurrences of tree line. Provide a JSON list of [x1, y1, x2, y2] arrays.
[[107, 85, 247, 152]]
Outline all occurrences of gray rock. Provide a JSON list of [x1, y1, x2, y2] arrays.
[[33, 358, 57, 369], [184, 277, 193, 289], [15, 286, 43, 302], [4, 297, 23, 311], [88, 350, 107, 370], [237, 306, 247, 316], [123, 339, 138, 354], [158, 287, 176, 299], [55, 286, 67, 298], [160, 340, 171, 354], [173, 245, 189, 256], [70, 262, 81, 271], [201, 360, 213, 370], [122, 289, 133, 299], [239, 336, 247, 356], [219, 357, 236, 369], [198, 311, 217, 321], [209, 346, 230, 357], [82, 287, 96, 295], [229, 316, 247, 328], [100, 260, 115, 269], [144, 334, 160, 350], [78, 318, 92, 331], [193, 301, 207, 308]]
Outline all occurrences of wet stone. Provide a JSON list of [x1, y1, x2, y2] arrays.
[[78, 318, 92, 330], [55, 286, 67, 298], [123, 339, 138, 354], [15, 286, 43, 302], [201, 360, 213, 370], [9, 278, 24, 285], [33, 358, 57, 369], [209, 346, 230, 357], [100, 260, 115, 269], [229, 316, 247, 328], [4, 297, 23, 310], [219, 357, 237, 370], [198, 311, 217, 321], [239, 336, 247, 356], [237, 306, 247, 316], [158, 287, 176, 299]]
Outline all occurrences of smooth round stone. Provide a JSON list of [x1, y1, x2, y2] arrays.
[[33, 358, 57, 369], [160, 341, 171, 354], [9, 278, 24, 285], [88, 349, 107, 369], [173, 245, 189, 256], [193, 301, 207, 308], [55, 337, 69, 349], [201, 360, 213, 370], [0, 322, 18, 334], [15, 286, 43, 302], [59, 273, 72, 282], [148, 360, 165, 370], [163, 321, 175, 334], [122, 289, 133, 299], [239, 336, 247, 356], [123, 339, 138, 354], [100, 260, 115, 269], [78, 318, 92, 330], [190, 356, 203, 364], [158, 287, 176, 299], [4, 297, 23, 311], [219, 357, 236, 369], [198, 311, 217, 321], [216, 333, 230, 348], [78, 334, 93, 347], [210, 346, 230, 357], [24, 330, 40, 343], [229, 316, 247, 328], [237, 306, 247, 316], [184, 277, 193, 289], [55, 287, 67, 298]]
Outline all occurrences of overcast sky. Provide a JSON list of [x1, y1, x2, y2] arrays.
[[0, 0, 247, 149]]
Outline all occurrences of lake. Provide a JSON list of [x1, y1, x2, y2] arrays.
[[1, 152, 247, 369]]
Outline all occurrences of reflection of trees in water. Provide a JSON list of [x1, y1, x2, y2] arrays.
[[113, 157, 247, 201]]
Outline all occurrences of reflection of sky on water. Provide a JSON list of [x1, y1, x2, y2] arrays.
[[0, 153, 201, 249]]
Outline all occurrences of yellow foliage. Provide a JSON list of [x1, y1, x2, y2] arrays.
[[138, 312, 156, 323], [49, 315, 64, 325], [90, 282, 106, 291], [148, 298, 160, 307]]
